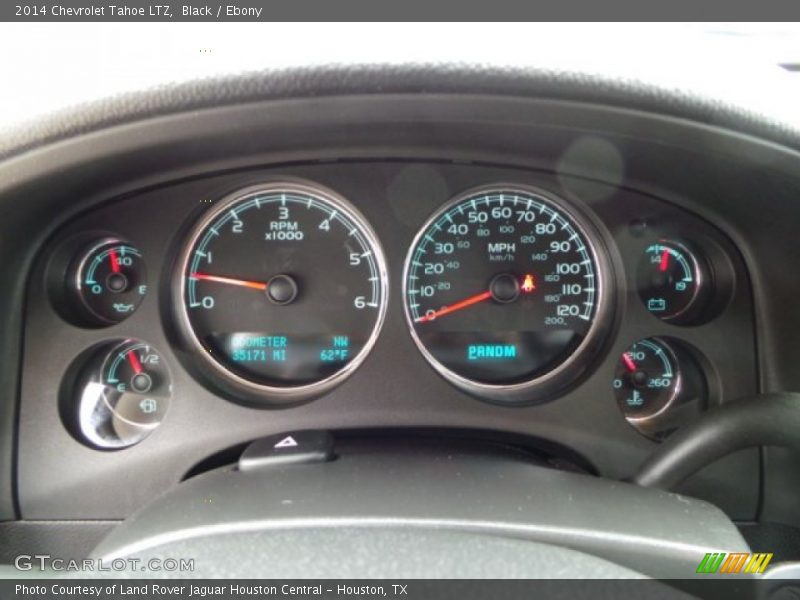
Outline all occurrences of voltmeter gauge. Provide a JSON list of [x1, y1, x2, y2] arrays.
[[637, 240, 710, 324], [613, 337, 707, 440], [70, 339, 170, 449], [69, 238, 147, 325]]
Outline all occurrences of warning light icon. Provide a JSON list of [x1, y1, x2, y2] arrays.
[[521, 274, 536, 293]]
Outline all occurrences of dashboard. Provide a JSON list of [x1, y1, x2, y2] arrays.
[[2, 51, 800, 579], [19, 159, 757, 519]]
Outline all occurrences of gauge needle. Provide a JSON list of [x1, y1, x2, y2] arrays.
[[659, 248, 670, 272], [416, 290, 493, 323], [127, 350, 144, 375], [109, 249, 121, 273], [622, 352, 637, 373], [190, 272, 268, 291]]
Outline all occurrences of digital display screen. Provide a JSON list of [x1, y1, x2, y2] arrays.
[[422, 330, 579, 384], [208, 332, 358, 386]]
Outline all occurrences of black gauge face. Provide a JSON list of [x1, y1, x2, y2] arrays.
[[613, 338, 680, 421], [75, 339, 170, 449], [176, 182, 388, 400], [403, 185, 611, 403], [637, 241, 704, 322], [74, 239, 147, 324]]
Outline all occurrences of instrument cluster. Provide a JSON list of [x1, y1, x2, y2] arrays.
[[15, 160, 759, 520], [38, 170, 745, 452]]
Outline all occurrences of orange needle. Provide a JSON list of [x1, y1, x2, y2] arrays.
[[416, 290, 493, 323], [191, 272, 268, 291]]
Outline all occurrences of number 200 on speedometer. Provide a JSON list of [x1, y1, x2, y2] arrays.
[[402, 185, 614, 405]]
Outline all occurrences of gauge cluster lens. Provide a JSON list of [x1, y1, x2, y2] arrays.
[[175, 181, 388, 403], [403, 185, 612, 403]]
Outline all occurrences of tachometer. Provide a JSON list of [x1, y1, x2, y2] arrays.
[[403, 184, 613, 404], [174, 181, 388, 405]]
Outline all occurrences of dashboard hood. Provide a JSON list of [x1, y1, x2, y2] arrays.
[[1, 24, 800, 160]]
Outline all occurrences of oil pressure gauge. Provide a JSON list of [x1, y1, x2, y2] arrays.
[[68, 238, 148, 325], [68, 339, 171, 449]]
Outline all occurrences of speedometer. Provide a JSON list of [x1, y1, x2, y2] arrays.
[[402, 184, 613, 404], [173, 180, 388, 406]]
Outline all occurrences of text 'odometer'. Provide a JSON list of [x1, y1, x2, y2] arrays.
[[403, 185, 612, 404], [175, 181, 388, 405]]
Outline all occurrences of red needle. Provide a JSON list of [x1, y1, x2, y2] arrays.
[[622, 352, 637, 373], [109, 249, 121, 273], [127, 350, 143, 375], [659, 248, 670, 272], [416, 290, 493, 323], [191, 272, 268, 291]]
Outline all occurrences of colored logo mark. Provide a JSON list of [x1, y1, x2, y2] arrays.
[[696, 552, 773, 574]]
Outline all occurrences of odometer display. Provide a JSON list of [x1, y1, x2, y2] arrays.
[[403, 185, 611, 403], [175, 181, 388, 404]]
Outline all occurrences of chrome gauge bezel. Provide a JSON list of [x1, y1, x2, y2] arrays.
[[172, 179, 389, 405], [401, 183, 615, 405]]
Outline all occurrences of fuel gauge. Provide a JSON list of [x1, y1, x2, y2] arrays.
[[70, 339, 170, 449]]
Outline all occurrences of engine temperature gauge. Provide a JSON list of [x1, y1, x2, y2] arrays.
[[613, 337, 706, 440], [614, 338, 680, 421], [70, 339, 170, 449], [69, 238, 147, 325], [637, 240, 710, 324]]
